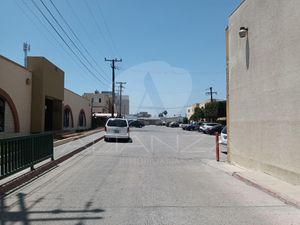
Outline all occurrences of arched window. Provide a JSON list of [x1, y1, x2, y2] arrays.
[[0, 98, 4, 132], [78, 110, 86, 127], [63, 106, 73, 128]]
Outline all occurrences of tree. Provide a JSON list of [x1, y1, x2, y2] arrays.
[[204, 102, 218, 121], [204, 101, 226, 121], [158, 113, 163, 117], [182, 117, 188, 124], [190, 107, 205, 121], [163, 110, 168, 116]]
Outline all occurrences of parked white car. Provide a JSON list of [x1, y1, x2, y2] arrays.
[[104, 118, 130, 141], [199, 123, 220, 133], [219, 126, 227, 145]]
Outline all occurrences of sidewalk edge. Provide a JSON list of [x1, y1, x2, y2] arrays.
[[232, 172, 300, 209]]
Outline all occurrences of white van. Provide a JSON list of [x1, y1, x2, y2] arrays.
[[104, 118, 130, 141]]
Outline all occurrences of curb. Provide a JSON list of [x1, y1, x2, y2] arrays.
[[0, 135, 104, 196], [232, 172, 300, 209], [54, 128, 104, 147]]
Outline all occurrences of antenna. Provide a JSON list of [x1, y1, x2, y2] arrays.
[[23, 42, 31, 68]]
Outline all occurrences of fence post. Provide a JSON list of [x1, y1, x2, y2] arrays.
[[31, 136, 35, 171], [216, 132, 220, 162]]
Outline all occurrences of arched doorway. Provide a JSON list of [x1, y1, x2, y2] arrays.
[[0, 97, 4, 132], [0, 88, 19, 133]]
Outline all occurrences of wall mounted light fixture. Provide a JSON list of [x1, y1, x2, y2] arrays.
[[239, 27, 248, 38]]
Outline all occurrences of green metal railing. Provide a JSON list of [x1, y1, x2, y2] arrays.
[[0, 132, 53, 179]]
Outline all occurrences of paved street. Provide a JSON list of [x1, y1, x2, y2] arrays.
[[1, 126, 300, 225]]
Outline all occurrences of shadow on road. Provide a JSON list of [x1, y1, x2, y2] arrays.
[[0, 193, 105, 225]]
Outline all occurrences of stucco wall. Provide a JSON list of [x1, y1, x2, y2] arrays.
[[0, 56, 32, 134], [228, 0, 300, 184], [27, 57, 64, 132], [64, 89, 91, 130]]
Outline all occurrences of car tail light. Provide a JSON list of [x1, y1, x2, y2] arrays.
[[127, 127, 130, 133], [105, 126, 107, 132]]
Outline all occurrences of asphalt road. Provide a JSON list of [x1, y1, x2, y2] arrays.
[[1, 126, 300, 225]]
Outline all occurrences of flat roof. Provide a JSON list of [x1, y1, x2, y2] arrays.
[[229, 0, 246, 18], [0, 55, 29, 72]]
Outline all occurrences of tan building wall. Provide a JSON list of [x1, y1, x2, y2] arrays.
[[27, 57, 64, 133], [83, 93, 110, 114], [0, 55, 32, 134], [228, 0, 300, 184], [64, 89, 91, 130]]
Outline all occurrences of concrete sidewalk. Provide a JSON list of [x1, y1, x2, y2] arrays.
[[203, 159, 300, 209], [0, 130, 105, 193]]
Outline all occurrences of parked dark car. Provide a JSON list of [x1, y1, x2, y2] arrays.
[[205, 124, 224, 135], [170, 122, 179, 127], [129, 120, 145, 128], [185, 122, 202, 131]]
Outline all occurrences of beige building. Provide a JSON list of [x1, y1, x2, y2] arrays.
[[28, 57, 64, 133], [227, 0, 300, 184], [64, 89, 91, 131], [83, 92, 110, 114], [186, 103, 199, 120], [186, 99, 214, 120], [0, 55, 32, 134], [0, 55, 92, 136]]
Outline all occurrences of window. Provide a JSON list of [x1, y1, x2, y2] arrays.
[[99, 98, 101, 103], [107, 119, 127, 127], [0, 98, 4, 132], [79, 111, 86, 127], [63, 108, 70, 128]]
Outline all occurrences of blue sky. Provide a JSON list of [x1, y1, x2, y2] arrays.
[[0, 0, 241, 116]]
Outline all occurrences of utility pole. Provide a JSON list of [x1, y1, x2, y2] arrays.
[[105, 58, 122, 117], [116, 82, 126, 118], [23, 42, 30, 68], [206, 87, 217, 103]]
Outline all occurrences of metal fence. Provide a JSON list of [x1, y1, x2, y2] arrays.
[[0, 132, 53, 179]]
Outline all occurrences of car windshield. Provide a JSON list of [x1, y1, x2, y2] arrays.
[[107, 119, 127, 127], [222, 126, 227, 134]]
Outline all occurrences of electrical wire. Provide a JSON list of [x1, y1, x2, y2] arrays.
[[39, 0, 111, 86], [84, 0, 117, 57], [48, 0, 110, 81], [31, 0, 111, 88]]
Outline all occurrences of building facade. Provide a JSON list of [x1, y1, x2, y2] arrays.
[[186, 99, 213, 120], [83, 92, 110, 114], [0, 55, 91, 136], [64, 89, 91, 131], [227, 0, 300, 184], [0, 55, 32, 134]]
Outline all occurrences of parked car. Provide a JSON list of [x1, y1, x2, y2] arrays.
[[169, 122, 179, 127], [180, 124, 189, 130], [206, 124, 224, 135], [219, 126, 227, 145], [129, 120, 145, 128], [199, 123, 220, 133], [104, 118, 130, 141]]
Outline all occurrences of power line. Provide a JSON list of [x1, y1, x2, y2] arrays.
[[105, 58, 122, 117], [64, 0, 110, 74], [84, 0, 116, 56], [39, 0, 111, 85], [94, 1, 119, 55], [48, 0, 110, 81], [31, 0, 110, 88], [205, 87, 217, 102], [18, 0, 76, 62], [116, 82, 126, 117]]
